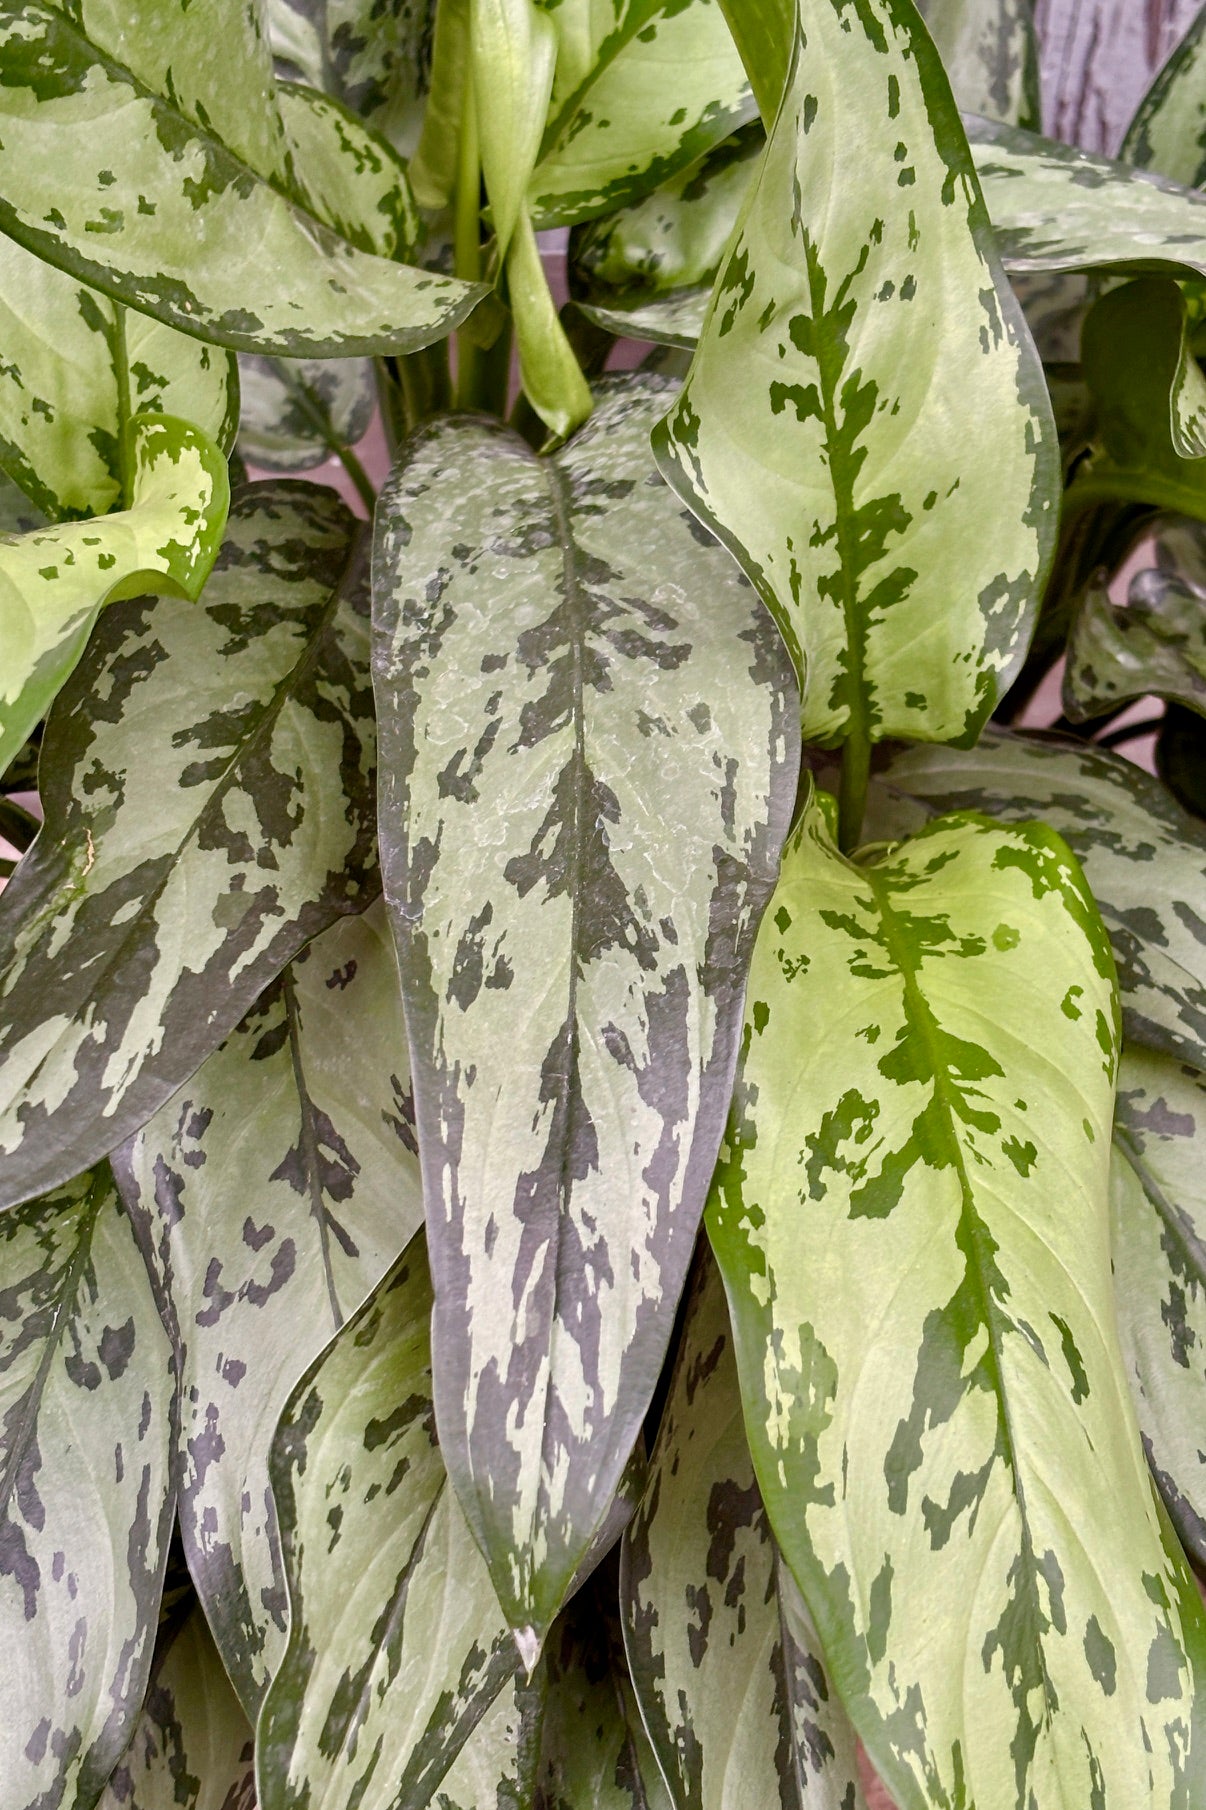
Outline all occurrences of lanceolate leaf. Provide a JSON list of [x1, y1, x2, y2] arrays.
[[258, 1228, 518, 1810], [116, 902, 424, 1712], [915, 0, 1040, 127], [98, 1599, 256, 1810], [0, 411, 230, 780], [879, 730, 1206, 1072], [1112, 1046, 1206, 1569], [622, 1251, 867, 1810], [656, 0, 1057, 749], [1121, 4, 1206, 189], [714, 0, 792, 125], [1065, 569, 1206, 723], [237, 353, 376, 474], [711, 786, 1206, 1808], [0, 482, 377, 1213], [0, 235, 237, 521], [372, 374, 798, 1651], [0, 1167, 175, 1810], [473, 0, 557, 261], [0, 2, 484, 356], [528, 0, 756, 229]]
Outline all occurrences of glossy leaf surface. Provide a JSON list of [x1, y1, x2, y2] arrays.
[[1121, 4, 1206, 189], [237, 354, 376, 474], [657, 0, 1057, 747], [258, 1229, 518, 1810], [1113, 1046, 1206, 1569], [116, 902, 423, 1712], [529, 0, 756, 228], [0, 236, 237, 521], [373, 374, 798, 1650], [711, 787, 1206, 1808], [98, 1599, 257, 1810], [622, 1251, 867, 1810], [879, 731, 1206, 1072], [0, 1168, 175, 1810], [916, 0, 1040, 126], [0, 411, 230, 780], [0, 2, 483, 355], [279, 79, 422, 259], [0, 483, 377, 1213]]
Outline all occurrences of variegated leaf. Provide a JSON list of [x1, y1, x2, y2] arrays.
[[0, 235, 237, 521], [257, 1228, 518, 1810], [711, 785, 1206, 1808], [0, 468, 42, 538], [656, 0, 1058, 749], [0, 1167, 175, 1810], [237, 354, 376, 475], [267, 0, 435, 157], [98, 1598, 256, 1810], [714, 0, 791, 124], [915, 0, 1040, 126], [372, 372, 798, 1651], [878, 730, 1206, 1072], [115, 901, 423, 1713], [0, 2, 483, 356], [622, 1250, 867, 1810], [0, 482, 377, 1213], [0, 411, 230, 780], [1112, 1045, 1206, 1570], [968, 115, 1206, 279], [1065, 568, 1206, 723], [1121, 3, 1206, 189], [528, 0, 756, 229], [280, 79, 422, 259]]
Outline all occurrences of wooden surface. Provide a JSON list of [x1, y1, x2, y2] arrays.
[[1034, 0, 1204, 151]]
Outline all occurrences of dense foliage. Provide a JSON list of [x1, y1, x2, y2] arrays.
[[3, 0, 1206, 1806]]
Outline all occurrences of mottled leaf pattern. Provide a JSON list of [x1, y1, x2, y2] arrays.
[[0, 2, 483, 355], [268, 0, 435, 157], [1112, 1046, 1206, 1571], [711, 786, 1206, 1808], [1066, 569, 1206, 723], [879, 730, 1206, 1073], [372, 374, 798, 1650], [0, 483, 377, 1212], [1121, 3, 1206, 189], [237, 354, 376, 474], [116, 901, 423, 1712], [98, 1598, 256, 1810], [280, 79, 422, 259], [258, 1228, 518, 1810], [916, 0, 1040, 126], [0, 235, 237, 521], [622, 1251, 867, 1810], [528, 0, 756, 228], [656, 0, 1057, 747], [0, 1167, 175, 1810]]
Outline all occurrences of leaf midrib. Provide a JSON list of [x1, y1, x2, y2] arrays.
[[281, 967, 343, 1335]]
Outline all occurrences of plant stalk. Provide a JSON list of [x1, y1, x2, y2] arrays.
[[454, 56, 485, 412], [838, 730, 870, 855]]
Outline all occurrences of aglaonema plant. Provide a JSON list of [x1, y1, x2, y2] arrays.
[[3, 0, 1206, 1805]]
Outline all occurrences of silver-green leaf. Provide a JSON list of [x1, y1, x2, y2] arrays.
[[115, 901, 424, 1713], [372, 373, 798, 1652], [1121, 4, 1206, 190], [237, 354, 376, 475], [655, 0, 1058, 748], [268, 0, 436, 157], [915, 0, 1040, 127], [0, 482, 378, 1213], [711, 784, 1206, 1807], [0, 1167, 175, 1810], [1065, 566, 1206, 724]]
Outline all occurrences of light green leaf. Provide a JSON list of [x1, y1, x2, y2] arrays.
[[0, 235, 237, 521], [916, 0, 1040, 127], [0, 482, 378, 1214], [0, 411, 230, 780], [715, 0, 791, 125], [1121, 4, 1206, 189], [268, 0, 437, 157], [408, 0, 468, 209], [280, 79, 423, 258], [1065, 567, 1206, 724], [508, 206, 593, 439], [257, 1228, 518, 1810], [1112, 1046, 1206, 1571], [372, 374, 798, 1651], [474, 0, 557, 260], [878, 729, 1206, 1072], [711, 785, 1206, 1809], [574, 286, 709, 348], [969, 115, 1206, 280], [237, 353, 375, 473], [115, 901, 423, 1714], [0, 2, 484, 356], [0, 1167, 175, 1810], [528, 0, 756, 229], [656, 0, 1057, 749], [98, 1598, 256, 1810], [622, 1250, 867, 1810]]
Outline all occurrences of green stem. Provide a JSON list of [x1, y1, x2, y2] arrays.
[[112, 304, 134, 509], [838, 731, 870, 855], [335, 442, 378, 514], [479, 317, 514, 418], [285, 374, 378, 512], [454, 56, 484, 412]]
